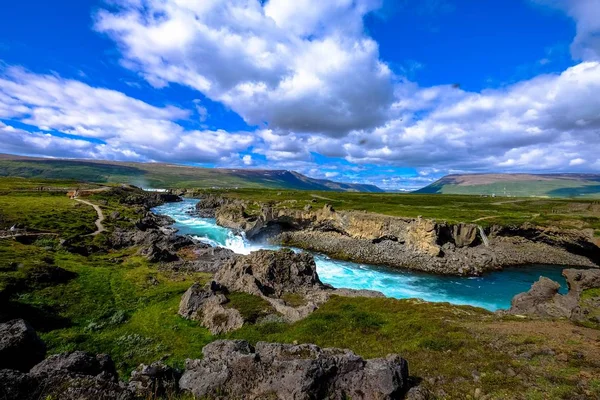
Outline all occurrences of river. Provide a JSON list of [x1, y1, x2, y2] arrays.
[[153, 198, 569, 311]]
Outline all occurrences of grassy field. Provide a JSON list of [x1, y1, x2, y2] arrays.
[[1, 236, 598, 399], [199, 188, 600, 233], [1, 178, 599, 398]]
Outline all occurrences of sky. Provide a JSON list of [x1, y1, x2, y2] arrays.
[[0, 0, 599, 190]]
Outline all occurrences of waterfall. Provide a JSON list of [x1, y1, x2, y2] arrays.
[[478, 226, 490, 247]]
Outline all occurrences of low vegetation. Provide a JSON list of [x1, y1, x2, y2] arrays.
[[198, 188, 600, 231]]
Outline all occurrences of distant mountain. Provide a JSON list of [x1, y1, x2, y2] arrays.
[[415, 173, 600, 198], [0, 154, 383, 192]]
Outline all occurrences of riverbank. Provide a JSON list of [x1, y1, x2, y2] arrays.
[[189, 192, 600, 276], [155, 199, 578, 311]]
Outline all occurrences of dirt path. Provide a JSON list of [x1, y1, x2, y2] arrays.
[[471, 216, 497, 223], [491, 199, 529, 206], [74, 199, 105, 236]]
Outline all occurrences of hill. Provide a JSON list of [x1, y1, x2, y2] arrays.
[[416, 173, 600, 198], [0, 154, 382, 192]]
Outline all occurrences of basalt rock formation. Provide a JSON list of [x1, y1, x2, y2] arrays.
[[179, 339, 410, 400], [0, 350, 133, 400], [179, 249, 384, 333], [0, 319, 46, 372], [203, 197, 599, 276], [505, 268, 600, 325], [178, 281, 245, 334]]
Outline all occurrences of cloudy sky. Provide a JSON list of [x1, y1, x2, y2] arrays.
[[1, 0, 599, 190]]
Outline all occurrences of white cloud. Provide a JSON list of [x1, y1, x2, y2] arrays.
[[95, 0, 394, 136], [0, 66, 254, 164], [533, 0, 600, 60]]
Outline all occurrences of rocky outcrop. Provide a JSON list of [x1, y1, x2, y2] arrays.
[[203, 196, 599, 276], [128, 361, 181, 398], [194, 194, 234, 218], [179, 249, 384, 332], [214, 249, 326, 297], [171, 246, 237, 273], [110, 211, 196, 262], [505, 269, 600, 325], [1, 351, 132, 400], [179, 339, 409, 400], [178, 281, 245, 334], [0, 319, 46, 372]]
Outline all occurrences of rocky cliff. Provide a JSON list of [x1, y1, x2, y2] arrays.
[[201, 197, 600, 276]]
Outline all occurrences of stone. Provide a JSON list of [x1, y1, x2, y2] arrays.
[[405, 386, 432, 400], [30, 351, 118, 382], [178, 282, 245, 334], [508, 277, 562, 315], [215, 248, 325, 297], [504, 268, 600, 323], [0, 319, 46, 372], [128, 361, 181, 398], [179, 340, 409, 400], [1, 352, 132, 400]]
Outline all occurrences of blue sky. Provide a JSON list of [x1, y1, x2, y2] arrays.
[[0, 0, 599, 190]]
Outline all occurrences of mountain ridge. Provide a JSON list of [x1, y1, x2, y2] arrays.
[[0, 153, 383, 192], [416, 173, 600, 197]]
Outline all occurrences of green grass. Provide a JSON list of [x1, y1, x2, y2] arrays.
[[582, 288, 600, 300], [281, 293, 307, 307], [196, 188, 600, 231], [226, 292, 275, 323], [0, 192, 97, 237]]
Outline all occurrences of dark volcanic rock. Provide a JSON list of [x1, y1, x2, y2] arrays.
[[179, 339, 409, 400], [178, 282, 244, 334], [128, 361, 181, 398], [30, 351, 118, 381], [194, 194, 233, 218], [0, 369, 39, 400], [180, 249, 384, 330], [1, 351, 132, 400], [0, 319, 46, 372], [215, 248, 326, 297], [186, 246, 237, 273]]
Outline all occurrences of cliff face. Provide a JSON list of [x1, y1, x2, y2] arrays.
[[205, 199, 599, 276]]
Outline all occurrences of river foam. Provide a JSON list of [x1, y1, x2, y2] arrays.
[[153, 199, 569, 311]]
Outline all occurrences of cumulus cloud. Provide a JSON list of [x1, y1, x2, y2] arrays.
[[322, 62, 600, 172], [533, 0, 600, 60], [2, 0, 600, 190], [0, 66, 254, 163], [94, 0, 394, 136]]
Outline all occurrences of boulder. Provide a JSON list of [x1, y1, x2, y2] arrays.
[[505, 269, 600, 323], [215, 248, 326, 297], [179, 340, 409, 400], [0, 369, 40, 400], [178, 282, 244, 334], [0, 319, 46, 372], [128, 361, 181, 398], [30, 351, 118, 382], [1, 352, 132, 400], [563, 268, 600, 294], [508, 277, 564, 317], [188, 246, 237, 272]]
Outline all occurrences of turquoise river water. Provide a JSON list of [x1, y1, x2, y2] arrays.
[[153, 199, 569, 311]]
